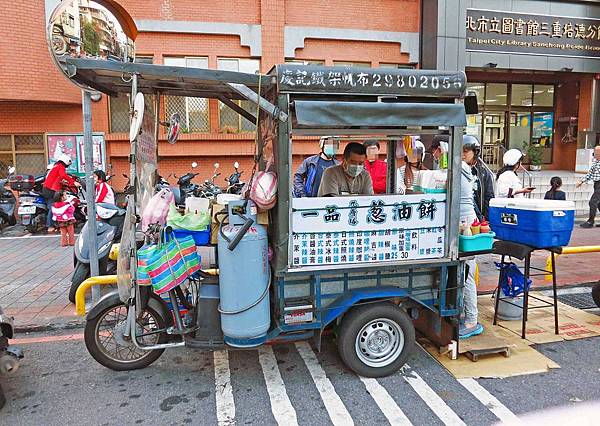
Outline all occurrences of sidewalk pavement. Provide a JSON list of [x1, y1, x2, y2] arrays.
[[0, 224, 598, 331], [0, 235, 80, 330]]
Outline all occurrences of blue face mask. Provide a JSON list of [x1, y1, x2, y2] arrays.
[[323, 145, 335, 157]]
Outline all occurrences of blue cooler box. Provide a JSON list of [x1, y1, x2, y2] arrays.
[[489, 198, 575, 248]]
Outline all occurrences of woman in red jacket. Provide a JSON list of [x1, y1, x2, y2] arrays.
[[363, 140, 387, 194], [42, 154, 78, 232]]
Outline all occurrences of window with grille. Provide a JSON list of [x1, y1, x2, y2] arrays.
[[217, 58, 260, 133], [109, 56, 154, 133], [379, 63, 416, 69], [333, 61, 371, 68], [285, 59, 325, 65], [164, 57, 210, 132], [0, 134, 46, 177]]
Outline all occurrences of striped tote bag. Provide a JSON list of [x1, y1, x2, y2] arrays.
[[137, 232, 200, 294]]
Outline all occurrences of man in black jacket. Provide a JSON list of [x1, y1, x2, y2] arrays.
[[463, 135, 495, 221]]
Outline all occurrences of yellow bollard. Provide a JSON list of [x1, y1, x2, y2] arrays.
[[75, 275, 118, 315], [545, 246, 600, 281]]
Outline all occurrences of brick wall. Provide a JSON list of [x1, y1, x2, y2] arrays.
[[120, 0, 261, 23], [285, 0, 420, 32], [295, 39, 410, 65], [0, 1, 80, 104]]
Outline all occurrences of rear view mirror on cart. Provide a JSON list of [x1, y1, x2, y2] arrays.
[[46, 0, 137, 90]]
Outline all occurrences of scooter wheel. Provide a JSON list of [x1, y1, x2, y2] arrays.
[[592, 283, 600, 308], [84, 299, 167, 371], [0, 383, 6, 409], [69, 262, 90, 304]]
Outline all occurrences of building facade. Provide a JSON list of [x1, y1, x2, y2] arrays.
[[422, 0, 600, 172], [1, 0, 421, 188]]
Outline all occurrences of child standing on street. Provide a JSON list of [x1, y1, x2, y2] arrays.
[[544, 176, 566, 200], [51, 190, 76, 246]]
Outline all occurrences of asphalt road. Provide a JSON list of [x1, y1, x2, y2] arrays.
[[3, 330, 600, 426]]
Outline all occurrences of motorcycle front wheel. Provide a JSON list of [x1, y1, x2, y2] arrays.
[[84, 299, 167, 371]]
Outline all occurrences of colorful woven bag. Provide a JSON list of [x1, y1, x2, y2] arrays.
[[137, 230, 201, 294]]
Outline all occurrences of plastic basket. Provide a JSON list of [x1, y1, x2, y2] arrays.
[[459, 232, 495, 253], [171, 228, 210, 246]]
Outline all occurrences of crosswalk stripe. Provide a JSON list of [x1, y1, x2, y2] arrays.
[[458, 378, 522, 424], [401, 365, 466, 426], [359, 376, 414, 425], [214, 350, 236, 426], [258, 346, 299, 426], [295, 341, 354, 426]]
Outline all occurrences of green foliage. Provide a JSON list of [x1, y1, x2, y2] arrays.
[[523, 142, 543, 166], [82, 20, 100, 56]]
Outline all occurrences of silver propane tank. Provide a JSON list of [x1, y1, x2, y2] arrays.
[[216, 200, 270, 347]]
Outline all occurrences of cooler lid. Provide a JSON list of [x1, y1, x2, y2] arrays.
[[490, 198, 575, 211]]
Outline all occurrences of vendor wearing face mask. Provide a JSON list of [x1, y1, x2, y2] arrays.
[[318, 142, 374, 197]]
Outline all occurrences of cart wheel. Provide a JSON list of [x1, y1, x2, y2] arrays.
[[337, 302, 414, 378], [84, 298, 167, 371], [592, 283, 600, 308]]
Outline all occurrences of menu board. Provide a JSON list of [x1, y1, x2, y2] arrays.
[[291, 194, 446, 267]]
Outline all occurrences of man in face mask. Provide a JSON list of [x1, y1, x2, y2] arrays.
[[293, 137, 340, 197], [317, 142, 374, 197]]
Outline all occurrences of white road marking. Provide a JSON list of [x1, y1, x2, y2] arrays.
[[295, 341, 354, 426], [258, 346, 299, 426], [401, 365, 466, 426], [214, 350, 236, 426], [359, 376, 413, 425], [458, 378, 522, 424]]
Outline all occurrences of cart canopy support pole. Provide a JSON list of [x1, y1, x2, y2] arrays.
[[82, 89, 100, 304]]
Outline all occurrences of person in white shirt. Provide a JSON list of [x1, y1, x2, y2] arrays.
[[495, 149, 535, 198], [396, 140, 426, 194]]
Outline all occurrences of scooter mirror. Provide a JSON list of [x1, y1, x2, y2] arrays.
[[167, 113, 181, 145], [214, 163, 220, 169], [191, 162, 198, 168], [8, 166, 15, 175], [234, 161, 239, 169]]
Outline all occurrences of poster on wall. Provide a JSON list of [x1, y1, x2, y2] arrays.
[[47, 134, 78, 174], [291, 194, 446, 267], [76, 133, 106, 173]]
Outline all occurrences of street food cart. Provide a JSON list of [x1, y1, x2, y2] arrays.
[[47, 1, 469, 379]]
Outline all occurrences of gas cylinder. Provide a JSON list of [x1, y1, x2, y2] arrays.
[[217, 200, 270, 347]]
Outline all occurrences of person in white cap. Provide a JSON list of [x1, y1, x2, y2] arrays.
[[495, 149, 535, 198], [396, 139, 426, 194]]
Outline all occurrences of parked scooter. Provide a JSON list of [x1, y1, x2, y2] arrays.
[[69, 202, 126, 303], [0, 166, 17, 231], [197, 163, 223, 199], [0, 305, 23, 409], [225, 162, 244, 194], [11, 174, 48, 234]]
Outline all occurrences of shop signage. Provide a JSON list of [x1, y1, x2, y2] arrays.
[[291, 194, 446, 267], [466, 9, 600, 58], [277, 65, 466, 97]]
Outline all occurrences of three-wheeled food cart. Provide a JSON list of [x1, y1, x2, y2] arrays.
[[67, 57, 470, 377]]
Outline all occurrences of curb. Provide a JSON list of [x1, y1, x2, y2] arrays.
[[14, 317, 85, 334]]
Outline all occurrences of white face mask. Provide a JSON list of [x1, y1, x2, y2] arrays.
[[345, 164, 364, 177]]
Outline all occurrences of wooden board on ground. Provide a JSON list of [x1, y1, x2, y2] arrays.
[[422, 336, 560, 379], [477, 293, 600, 344]]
